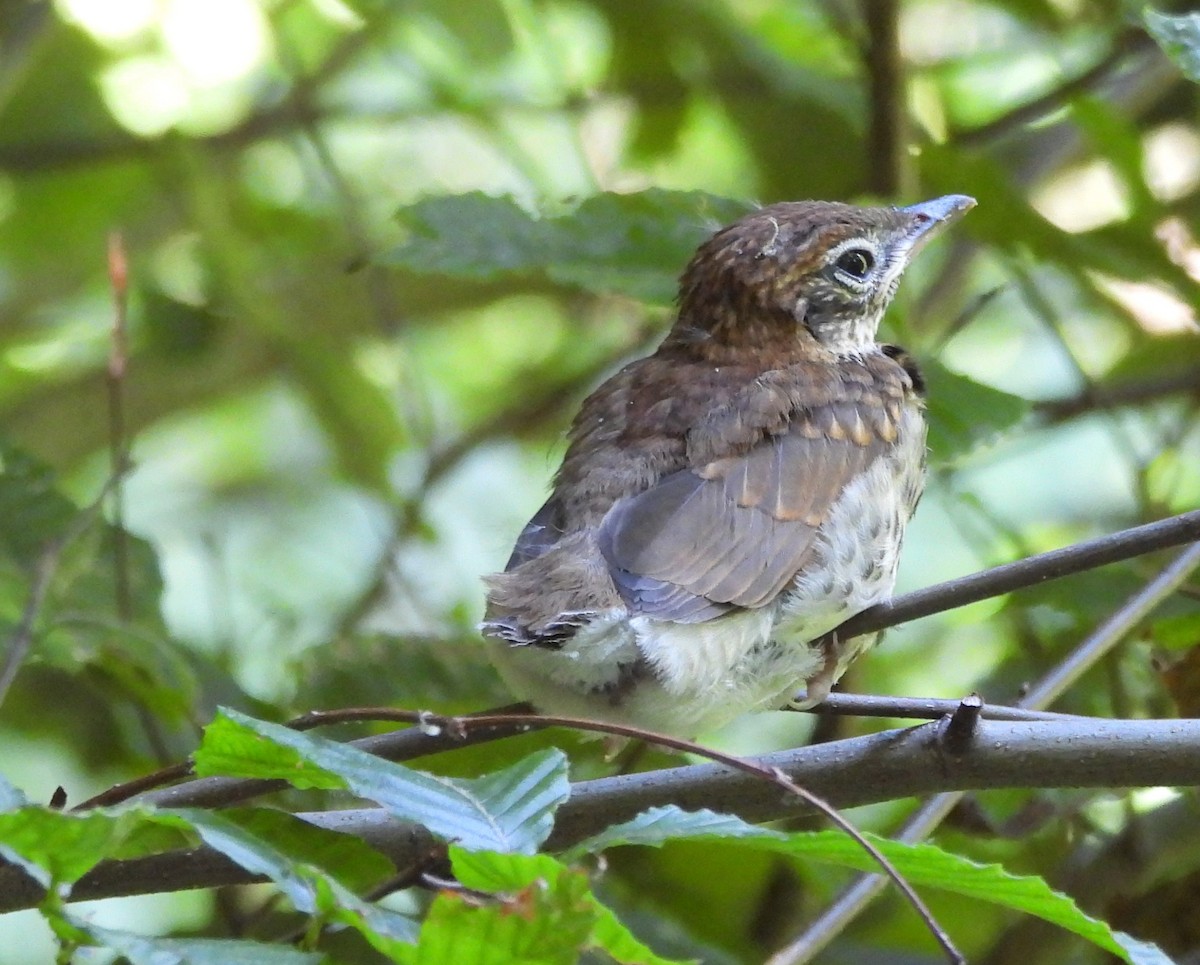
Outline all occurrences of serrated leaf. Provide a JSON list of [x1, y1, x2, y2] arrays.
[[404, 864, 594, 965], [177, 809, 420, 954], [77, 922, 325, 965], [196, 709, 571, 853], [176, 809, 326, 914], [219, 808, 394, 894], [924, 359, 1030, 462], [427, 848, 685, 965], [193, 711, 343, 791], [1145, 9, 1200, 84], [565, 805, 1166, 964], [0, 808, 147, 887], [565, 805, 784, 859], [383, 190, 750, 303], [1112, 930, 1178, 965]]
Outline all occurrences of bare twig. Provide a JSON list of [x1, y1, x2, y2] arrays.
[[950, 31, 1151, 148], [106, 232, 132, 621], [809, 692, 1079, 722], [0, 475, 122, 711], [1034, 368, 1200, 425], [0, 543, 58, 709], [834, 508, 1200, 641]]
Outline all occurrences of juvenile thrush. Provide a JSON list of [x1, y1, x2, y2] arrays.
[[482, 195, 975, 737]]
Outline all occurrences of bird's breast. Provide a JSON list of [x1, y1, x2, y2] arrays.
[[775, 401, 926, 646]]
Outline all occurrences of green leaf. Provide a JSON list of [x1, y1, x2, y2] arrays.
[[195, 709, 571, 853], [193, 711, 344, 791], [1152, 611, 1200, 651], [0, 807, 150, 887], [1111, 931, 1178, 965], [383, 190, 750, 303], [565, 806, 784, 860], [219, 808, 394, 894], [565, 805, 1167, 964], [405, 856, 595, 965], [77, 922, 326, 965], [1145, 9, 1200, 84], [408, 848, 685, 965], [174, 809, 326, 914], [177, 809, 420, 954], [0, 440, 76, 566], [923, 359, 1030, 463]]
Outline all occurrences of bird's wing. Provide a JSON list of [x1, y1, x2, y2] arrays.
[[503, 497, 565, 570], [597, 399, 898, 621]]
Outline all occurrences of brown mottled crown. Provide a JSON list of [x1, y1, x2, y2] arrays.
[[669, 197, 974, 356]]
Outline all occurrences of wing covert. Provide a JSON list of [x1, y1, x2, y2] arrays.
[[597, 403, 895, 620]]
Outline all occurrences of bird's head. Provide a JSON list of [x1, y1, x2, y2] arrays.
[[673, 195, 975, 356]]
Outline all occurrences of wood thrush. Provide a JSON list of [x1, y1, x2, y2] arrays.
[[482, 195, 975, 737]]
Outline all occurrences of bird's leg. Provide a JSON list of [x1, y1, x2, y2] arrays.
[[787, 630, 843, 709]]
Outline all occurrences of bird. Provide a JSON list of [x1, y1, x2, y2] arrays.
[[481, 194, 975, 738]]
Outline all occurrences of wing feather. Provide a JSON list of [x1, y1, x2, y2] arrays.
[[598, 402, 896, 620]]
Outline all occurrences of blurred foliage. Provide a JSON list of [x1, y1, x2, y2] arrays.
[[0, 0, 1199, 961]]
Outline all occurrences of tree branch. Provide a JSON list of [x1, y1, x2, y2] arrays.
[[834, 508, 1200, 640], [6, 716, 1200, 914], [1033, 368, 1200, 425], [76, 508, 1200, 812]]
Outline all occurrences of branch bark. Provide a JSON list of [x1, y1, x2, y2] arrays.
[[4, 716, 1200, 913]]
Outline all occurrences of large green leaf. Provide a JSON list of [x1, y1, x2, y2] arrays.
[[391, 847, 685, 965], [218, 808, 394, 894], [194, 709, 571, 853], [0, 803, 191, 892], [0, 808, 149, 888], [383, 190, 750, 303], [565, 805, 1170, 964], [0, 440, 76, 566], [178, 809, 420, 956]]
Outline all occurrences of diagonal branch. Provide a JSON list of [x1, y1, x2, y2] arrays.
[[771, 538, 1200, 964], [834, 508, 1200, 640]]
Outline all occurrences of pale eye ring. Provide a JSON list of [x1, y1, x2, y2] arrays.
[[834, 248, 874, 281]]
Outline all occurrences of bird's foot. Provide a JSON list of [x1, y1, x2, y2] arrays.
[[787, 632, 841, 709]]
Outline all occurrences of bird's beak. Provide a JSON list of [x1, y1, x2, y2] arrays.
[[898, 194, 976, 259]]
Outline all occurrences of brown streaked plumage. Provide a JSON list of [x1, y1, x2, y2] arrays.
[[482, 195, 974, 737]]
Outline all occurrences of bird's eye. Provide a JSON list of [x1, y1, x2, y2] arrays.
[[834, 248, 874, 280]]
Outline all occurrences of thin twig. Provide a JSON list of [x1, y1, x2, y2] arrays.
[[770, 540, 1200, 964], [0, 544, 58, 709], [463, 716, 961, 964], [106, 232, 132, 621], [949, 31, 1149, 148], [808, 692, 1081, 722], [1034, 368, 1200, 425], [834, 508, 1200, 640]]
